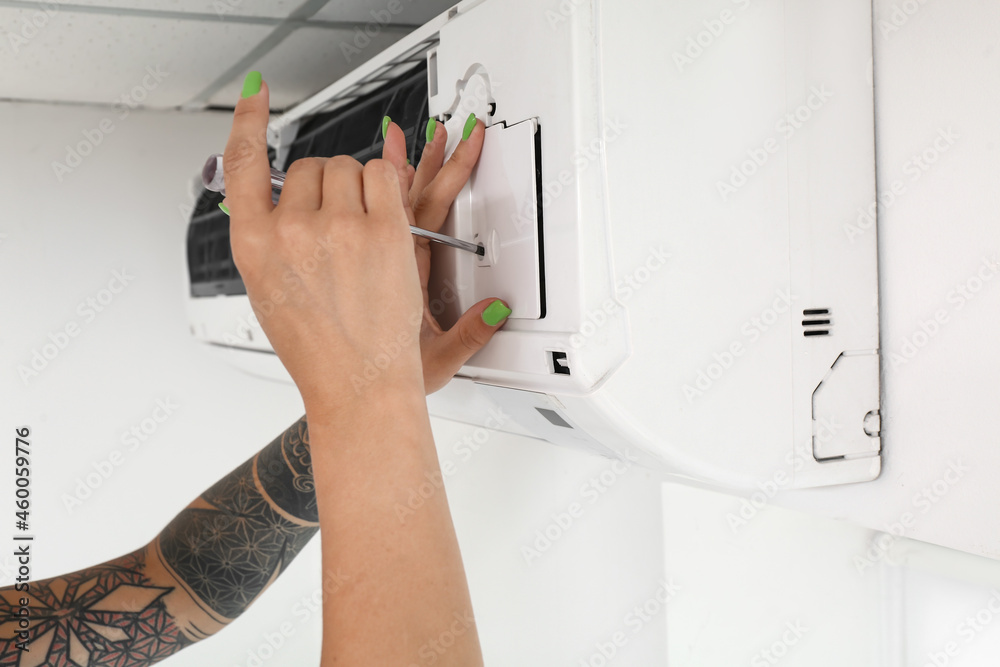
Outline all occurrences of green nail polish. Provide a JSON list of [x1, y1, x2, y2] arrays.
[[382, 115, 391, 140], [482, 299, 511, 326], [462, 113, 477, 141], [241, 71, 262, 99], [426, 117, 437, 143], [219, 202, 230, 215]]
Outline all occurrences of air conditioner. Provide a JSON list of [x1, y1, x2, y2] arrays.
[[186, 0, 881, 492]]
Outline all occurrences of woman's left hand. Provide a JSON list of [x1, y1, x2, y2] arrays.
[[380, 116, 511, 394]]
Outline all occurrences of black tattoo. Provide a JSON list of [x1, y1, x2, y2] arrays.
[[256, 417, 318, 523], [156, 416, 318, 620], [0, 551, 190, 667], [0, 416, 319, 666]]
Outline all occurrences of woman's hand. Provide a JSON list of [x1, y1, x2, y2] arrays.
[[223, 77, 425, 413], [380, 115, 511, 394], [225, 74, 485, 667], [223, 74, 509, 399]]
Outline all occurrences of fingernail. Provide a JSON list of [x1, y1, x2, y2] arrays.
[[406, 158, 411, 165], [219, 202, 230, 215], [462, 113, 477, 141], [382, 115, 391, 140], [482, 299, 511, 326], [426, 117, 437, 143], [241, 71, 262, 99]]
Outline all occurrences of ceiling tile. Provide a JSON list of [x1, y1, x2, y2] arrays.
[[206, 25, 404, 110], [311, 0, 455, 26], [0, 9, 273, 108], [12, 0, 300, 19]]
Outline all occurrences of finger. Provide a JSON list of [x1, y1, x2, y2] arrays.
[[425, 298, 510, 375], [412, 114, 485, 232], [279, 157, 327, 210], [380, 117, 412, 212], [222, 73, 274, 219], [362, 159, 406, 226], [321, 155, 365, 217], [411, 117, 446, 201]]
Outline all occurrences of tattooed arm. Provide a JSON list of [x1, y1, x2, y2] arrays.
[[0, 416, 317, 667]]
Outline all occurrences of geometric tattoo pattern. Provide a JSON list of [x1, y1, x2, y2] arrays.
[[0, 415, 318, 666], [156, 416, 319, 620], [0, 551, 189, 667]]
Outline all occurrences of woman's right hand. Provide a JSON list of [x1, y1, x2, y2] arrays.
[[222, 72, 426, 413]]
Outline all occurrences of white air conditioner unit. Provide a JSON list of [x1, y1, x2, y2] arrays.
[[186, 0, 881, 492]]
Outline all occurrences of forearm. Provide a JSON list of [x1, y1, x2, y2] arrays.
[[309, 385, 482, 666], [152, 416, 318, 638], [0, 417, 319, 666], [0, 547, 191, 665]]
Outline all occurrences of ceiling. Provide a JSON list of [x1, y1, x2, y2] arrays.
[[0, 0, 456, 111]]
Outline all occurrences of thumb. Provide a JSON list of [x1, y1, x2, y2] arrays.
[[428, 298, 511, 373]]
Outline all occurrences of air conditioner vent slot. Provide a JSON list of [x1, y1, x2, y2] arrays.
[[803, 309, 832, 337], [187, 204, 246, 298], [550, 351, 571, 375]]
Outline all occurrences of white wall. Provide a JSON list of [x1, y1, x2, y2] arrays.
[[0, 100, 670, 666], [654, 0, 1000, 664], [5, 0, 1000, 656], [663, 482, 1000, 667]]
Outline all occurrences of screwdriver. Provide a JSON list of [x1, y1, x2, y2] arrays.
[[202, 154, 484, 257]]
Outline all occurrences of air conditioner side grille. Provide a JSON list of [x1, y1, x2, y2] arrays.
[[803, 309, 832, 337]]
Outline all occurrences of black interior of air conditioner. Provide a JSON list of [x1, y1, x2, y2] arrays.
[[187, 60, 430, 297]]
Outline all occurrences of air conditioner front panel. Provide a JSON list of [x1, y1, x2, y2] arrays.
[[186, 0, 882, 490]]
